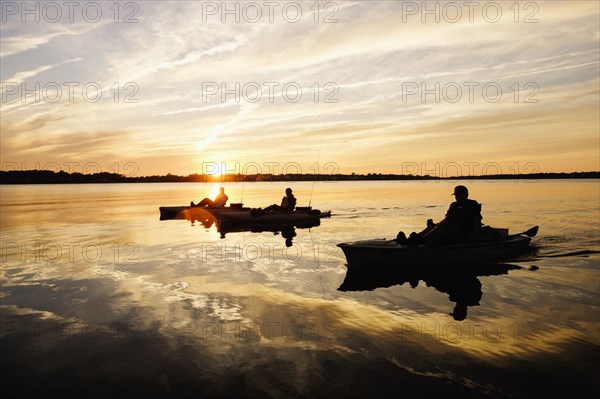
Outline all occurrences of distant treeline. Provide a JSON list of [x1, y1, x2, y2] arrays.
[[0, 170, 599, 184]]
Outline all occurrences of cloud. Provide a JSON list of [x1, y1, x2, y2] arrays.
[[0, 58, 82, 94], [0, 1, 598, 174], [0, 23, 107, 57], [1, 109, 67, 136]]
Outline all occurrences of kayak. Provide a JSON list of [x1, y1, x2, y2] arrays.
[[218, 209, 331, 223], [218, 218, 320, 235], [339, 262, 524, 292], [159, 204, 248, 220], [338, 227, 538, 268]]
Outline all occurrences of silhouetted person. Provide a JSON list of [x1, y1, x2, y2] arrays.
[[198, 217, 215, 229], [450, 303, 468, 321], [191, 187, 228, 208], [425, 273, 483, 321], [179, 209, 217, 228], [398, 185, 482, 245], [339, 264, 522, 320], [264, 188, 297, 213], [186, 216, 216, 229], [281, 226, 297, 247]]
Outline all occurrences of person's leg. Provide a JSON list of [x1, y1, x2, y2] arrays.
[[421, 220, 459, 244], [398, 220, 436, 244], [198, 198, 214, 207], [416, 225, 435, 238], [264, 204, 281, 212]]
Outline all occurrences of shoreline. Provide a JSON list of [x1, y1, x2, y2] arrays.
[[1, 170, 599, 184]]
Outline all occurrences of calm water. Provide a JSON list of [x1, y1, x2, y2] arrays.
[[1, 180, 599, 398]]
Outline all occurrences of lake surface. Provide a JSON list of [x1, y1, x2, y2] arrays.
[[1, 180, 599, 398]]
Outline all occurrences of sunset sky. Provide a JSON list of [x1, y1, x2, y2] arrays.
[[1, 1, 599, 177]]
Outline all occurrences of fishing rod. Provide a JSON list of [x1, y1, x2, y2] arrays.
[[308, 129, 325, 208], [239, 146, 250, 205]]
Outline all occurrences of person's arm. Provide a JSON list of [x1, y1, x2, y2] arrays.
[[443, 203, 456, 222], [467, 202, 483, 238]]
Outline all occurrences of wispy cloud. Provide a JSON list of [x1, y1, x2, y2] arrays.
[[0, 23, 107, 57], [1, 0, 598, 174], [1, 58, 82, 95]]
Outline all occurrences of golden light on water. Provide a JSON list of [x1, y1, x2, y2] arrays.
[[1, 180, 598, 397]]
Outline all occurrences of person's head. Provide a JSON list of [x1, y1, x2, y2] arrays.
[[285, 188, 293, 195], [452, 185, 469, 201], [219, 187, 225, 194], [450, 304, 468, 321]]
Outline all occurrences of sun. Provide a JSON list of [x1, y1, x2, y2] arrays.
[[209, 183, 221, 199]]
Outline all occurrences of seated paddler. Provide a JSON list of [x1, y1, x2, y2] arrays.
[[191, 187, 228, 208], [398, 185, 482, 245], [264, 188, 297, 213]]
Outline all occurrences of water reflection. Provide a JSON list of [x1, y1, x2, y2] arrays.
[[161, 207, 321, 246], [218, 219, 320, 246], [2, 181, 599, 398], [339, 264, 532, 320]]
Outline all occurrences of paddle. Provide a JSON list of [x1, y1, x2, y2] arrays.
[[509, 226, 539, 238]]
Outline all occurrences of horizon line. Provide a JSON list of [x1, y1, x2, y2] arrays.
[[0, 169, 598, 184]]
